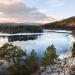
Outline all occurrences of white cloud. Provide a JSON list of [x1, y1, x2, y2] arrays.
[[0, 0, 21, 4], [0, 0, 48, 23], [0, 0, 64, 23]]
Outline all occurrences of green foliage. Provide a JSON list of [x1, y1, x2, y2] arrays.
[[0, 43, 39, 75], [25, 49, 39, 74], [0, 24, 42, 33], [72, 43, 75, 57], [5, 64, 28, 75], [0, 43, 58, 75], [0, 43, 26, 64], [42, 45, 57, 68], [6, 49, 39, 75]]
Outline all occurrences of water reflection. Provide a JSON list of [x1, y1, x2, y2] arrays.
[[8, 35, 39, 42], [13, 32, 74, 58], [0, 31, 74, 58]]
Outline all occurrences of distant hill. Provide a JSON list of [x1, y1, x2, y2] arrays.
[[42, 16, 75, 30]]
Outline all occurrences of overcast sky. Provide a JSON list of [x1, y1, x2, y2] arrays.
[[0, 0, 75, 23]]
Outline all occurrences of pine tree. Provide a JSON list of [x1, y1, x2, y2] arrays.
[[26, 49, 39, 74], [43, 45, 57, 68]]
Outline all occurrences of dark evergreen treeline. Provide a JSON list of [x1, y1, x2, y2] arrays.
[[0, 23, 42, 33]]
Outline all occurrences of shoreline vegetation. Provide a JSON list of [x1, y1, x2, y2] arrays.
[[0, 43, 57, 75], [0, 43, 75, 75]]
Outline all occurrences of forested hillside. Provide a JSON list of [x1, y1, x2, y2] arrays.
[[42, 16, 75, 30]]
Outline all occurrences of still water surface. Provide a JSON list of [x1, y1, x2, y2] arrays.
[[0, 30, 74, 58]]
